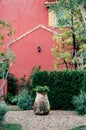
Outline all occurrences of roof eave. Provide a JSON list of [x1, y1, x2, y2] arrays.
[[44, 1, 58, 8]]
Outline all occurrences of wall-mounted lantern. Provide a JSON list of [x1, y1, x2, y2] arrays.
[[37, 46, 41, 52]]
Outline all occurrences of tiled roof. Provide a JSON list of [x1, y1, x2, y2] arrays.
[[44, 0, 58, 7]]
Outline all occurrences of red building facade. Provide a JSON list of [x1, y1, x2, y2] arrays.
[[0, 0, 58, 78]]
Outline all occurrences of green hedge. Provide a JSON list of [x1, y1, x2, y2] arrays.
[[32, 70, 86, 110], [31, 71, 49, 99]]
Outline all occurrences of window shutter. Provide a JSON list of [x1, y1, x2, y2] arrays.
[[48, 10, 55, 26]]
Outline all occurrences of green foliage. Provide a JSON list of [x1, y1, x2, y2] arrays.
[[31, 70, 86, 110], [0, 20, 15, 45], [50, 0, 86, 70], [78, 44, 86, 69], [5, 93, 14, 105], [34, 85, 49, 93], [6, 93, 19, 105], [0, 102, 8, 122], [71, 125, 86, 130], [17, 88, 33, 110], [32, 71, 49, 87], [31, 71, 49, 99], [6, 73, 18, 104], [0, 60, 9, 79], [0, 20, 15, 98], [20, 74, 31, 90], [51, 0, 86, 28], [52, 29, 73, 70], [11, 96, 19, 105], [73, 90, 86, 115], [6, 48, 16, 62], [7, 73, 18, 95], [20, 74, 27, 89], [0, 123, 22, 130]]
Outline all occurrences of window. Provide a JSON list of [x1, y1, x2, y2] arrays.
[[45, 1, 71, 27], [48, 9, 71, 27], [48, 10, 55, 26], [48, 10, 61, 27]]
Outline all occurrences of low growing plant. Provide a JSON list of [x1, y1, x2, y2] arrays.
[[17, 88, 33, 110], [7, 73, 18, 96], [5, 93, 14, 104], [71, 125, 86, 130], [20, 74, 31, 90], [0, 102, 8, 122], [6, 73, 18, 104], [73, 90, 86, 115], [11, 95, 19, 105], [0, 123, 22, 130]]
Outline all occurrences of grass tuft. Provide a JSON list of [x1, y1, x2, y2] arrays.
[[0, 123, 22, 130], [71, 125, 86, 130]]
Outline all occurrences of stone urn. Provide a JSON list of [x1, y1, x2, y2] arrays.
[[33, 92, 50, 115]]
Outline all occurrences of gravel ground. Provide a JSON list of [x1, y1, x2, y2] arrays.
[[5, 110, 86, 130]]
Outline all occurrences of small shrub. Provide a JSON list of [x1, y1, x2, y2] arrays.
[[20, 74, 28, 89], [1, 123, 22, 130], [20, 74, 32, 93], [0, 102, 8, 122], [6, 73, 18, 104], [7, 73, 18, 95], [34, 85, 49, 93], [71, 125, 86, 130], [17, 88, 33, 110], [73, 90, 86, 115], [11, 96, 19, 105], [5, 93, 14, 104], [5, 93, 19, 105]]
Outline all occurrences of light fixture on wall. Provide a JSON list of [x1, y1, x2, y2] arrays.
[[37, 46, 41, 52]]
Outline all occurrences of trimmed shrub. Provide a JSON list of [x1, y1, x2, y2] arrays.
[[0, 102, 8, 122], [31, 70, 86, 110], [73, 90, 86, 115], [31, 71, 49, 99], [17, 88, 33, 110], [48, 70, 84, 110], [32, 71, 49, 87]]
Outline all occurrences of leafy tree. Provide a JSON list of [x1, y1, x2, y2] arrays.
[[77, 44, 86, 69], [52, 28, 73, 70], [0, 20, 15, 100], [51, 0, 86, 69]]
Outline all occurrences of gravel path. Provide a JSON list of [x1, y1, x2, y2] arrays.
[[5, 110, 86, 130]]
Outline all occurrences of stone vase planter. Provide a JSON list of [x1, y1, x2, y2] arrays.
[[33, 92, 50, 115]]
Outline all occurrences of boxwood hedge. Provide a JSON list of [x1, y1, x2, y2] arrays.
[[31, 70, 86, 110]]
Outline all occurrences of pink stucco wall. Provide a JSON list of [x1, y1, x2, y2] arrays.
[[0, 0, 57, 79], [10, 27, 56, 78], [0, 0, 48, 37]]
